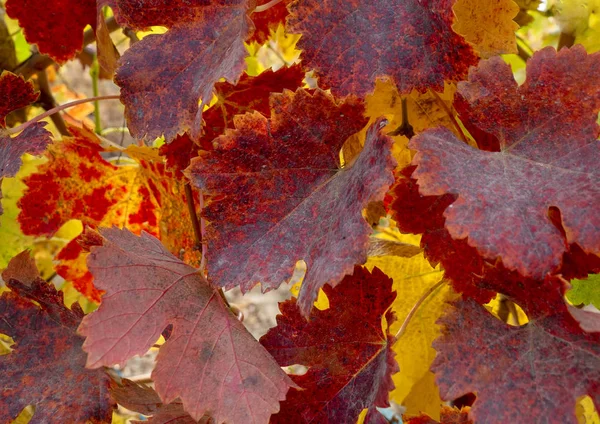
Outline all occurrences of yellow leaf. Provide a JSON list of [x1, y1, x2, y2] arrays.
[[453, 0, 520, 58], [577, 395, 600, 424], [366, 239, 456, 421]]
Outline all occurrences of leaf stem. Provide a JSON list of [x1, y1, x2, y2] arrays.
[[394, 279, 446, 340], [254, 0, 284, 13], [388, 97, 414, 139], [429, 89, 469, 145], [90, 55, 102, 134], [7, 95, 121, 135], [184, 183, 203, 249]]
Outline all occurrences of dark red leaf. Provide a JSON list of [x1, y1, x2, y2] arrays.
[[409, 46, 600, 279], [110, 0, 252, 142], [249, 0, 292, 43], [78, 228, 295, 423], [404, 406, 473, 424], [432, 297, 600, 423], [261, 266, 398, 423], [0, 251, 113, 423], [0, 72, 39, 128], [186, 89, 396, 315], [287, 0, 478, 96], [6, 0, 96, 63]]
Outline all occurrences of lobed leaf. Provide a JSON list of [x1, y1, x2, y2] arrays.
[[78, 228, 295, 423]]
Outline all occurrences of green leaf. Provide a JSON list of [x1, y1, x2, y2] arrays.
[[567, 274, 600, 309]]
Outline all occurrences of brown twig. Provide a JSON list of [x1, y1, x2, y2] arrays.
[[13, 17, 120, 80], [35, 69, 70, 136], [7, 95, 121, 135], [388, 97, 414, 139], [394, 279, 446, 340], [253, 0, 284, 13]]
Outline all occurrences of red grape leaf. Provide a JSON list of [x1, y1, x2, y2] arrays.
[[5, 0, 96, 63], [186, 89, 396, 316], [110, 378, 199, 424], [409, 46, 600, 279], [110, 0, 252, 142], [260, 266, 398, 423], [287, 0, 478, 96], [78, 228, 295, 423], [0, 251, 113, 423], [18, 126, 200, 300], [432, 297, 600, 423], [249, 0, 292, 44], [0, 72, 39, 128]]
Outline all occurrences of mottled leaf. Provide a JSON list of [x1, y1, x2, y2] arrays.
[[249, 0, 292, 43], [78, 228, 295, 423], [404, 406, 473, 424], [287, 0, 478, 96], [0, 72, 38, 127], [452, 0, 519, 58], [409, 46, 600, 279], [110, 0, 252, 142], [432, 297, 600, 423], [261, 266, 398, 423], [5, 0, 96, 63], [0, 251, 113, 423], [187, 89, 396, 315]]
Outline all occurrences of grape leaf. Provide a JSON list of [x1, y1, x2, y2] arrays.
[[452, 0, 519, 58], [249, 0, 292, 43], [78, 228, 295, 423], [432, 297, 600, 423], [409, 46, 600, 279], [0, 251, 113, 423], [0, 72, 38, 127], [5, 0, 96, 63], [109, 0, 252, 142], [287, 0, 478, 96], [260, 266, 398, 423], [186, 89, 396, 315], [567, 274, 600, 309], [110, 378, 197, 424], [18, 126, 200, 300]]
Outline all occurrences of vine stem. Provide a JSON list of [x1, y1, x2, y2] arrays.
[[394, 279, 446, 340], [429, 89, 469, 145], [254, 0, 284, 13], [7, 95, 121, 135]]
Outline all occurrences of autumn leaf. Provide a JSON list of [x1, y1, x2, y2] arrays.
[[0, 251, 113, 423], [187, 89, 396, 315], [260, 266, 398, 423], [432, 297, 600, 423], [18, 125, 199, 299], [110, 0, 252, 142], [78, 228, 295, 423], [404, 406, 473, 424], [366, 238, 455, 420], [0, 72, 38, 127], [5, 0, 96, 63], [110, 378, 197, 424], [452, 0, 519, 58], [249, 0, 292, 44], [408, 45, 600, 279], [287, 0, 478, 96]]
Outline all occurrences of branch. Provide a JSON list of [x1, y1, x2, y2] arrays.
[[12, 17, 120, 80], [35, 69, 70, 136]]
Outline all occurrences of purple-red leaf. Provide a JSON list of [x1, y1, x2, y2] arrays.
[[0, 251, 113, 423], [78, 228, 295, 423], [409, 46, 600, 279], [432, 297, 600, 423], [186, 89, 396, 315], [261, 266, 398, 423], [287, 0, 478, 96]]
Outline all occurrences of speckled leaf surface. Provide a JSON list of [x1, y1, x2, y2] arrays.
[[0, 252, 113, 423], [110, 0, 252, 142], [187, 89, 396, 315], [6, 0, 96, 63], [78, 228, 295, 423], [432, 297, 600, 423], [261, 266, 398, 423], [409, 46, 600, 279], [287, 0, 478, 96], [0, 72, 38, 127]]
